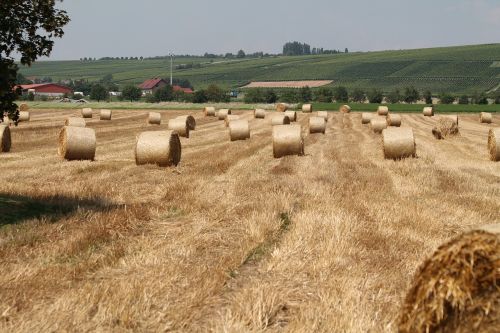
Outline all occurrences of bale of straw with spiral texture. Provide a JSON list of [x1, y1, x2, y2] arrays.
[[386, 114, 402, 127], [272, 114, 291, 126], [254, 109, 266, 119], [81, 108, 93, 118], [273, 124, 304, 158], [58, 126, 96, 161], [19, 103, 29, 112], [317, 111, 328, 121], [309, 116, 326, 134], [443, 114, 459, 126], [176, 115, 196, 130], [0, 125, 11, 152], [224, 115, 240, 127], [361, 112, 374, 124], [488, 128, 500, 161], [370, 117, 388, 133], [148, 112, 161, 125], [480, 112, 492, 124], [65, 117, 86, 127], [135, 131, 181, 167], [423, 106, 434, 117], [204, 106, 216, 117], [18, 111, 30, 122], [284, 111, 297, 122], [432, 118, 459, 140], [276, 103, 288, 112], [398, 228, 500, 333], [339, 105, 351, 113], [302, 104, 312, 113], [382, 127, 416, 159], [100, 109, 112, 120], [168, 118, 189, 138], [229, 119, 250, 141], [217, 109, 231, 120], [377, 106, 389, 116]]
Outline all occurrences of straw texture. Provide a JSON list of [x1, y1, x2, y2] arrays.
[[370, 117, 388, 133], [340, 105, 351, 113], [217, 109, 231, 120], [229, 119, 250, 141], [444, 115, 459, 126], [0, 124, 11, 152], [100, 109, 112, 121], [81, 108, 93, 118], [276, 103, 288, 112], [58, 126, 96, 161], [19, 103, 29, 112], [302, 104, 312, 113], [204, 107, 216, 117], [377, 106, 389, 116], [423, 106, 434, 117], [148, 112, 161, 125], [480, 112, 492, 124], [18, 111, 30, 122], [317, 111, 328, 121], [168, 118, 190, 138], [65, 117, 86, 127], [382, 127, 416, 159], [176, 115, 196, 130], [386, 114, 402, 127], [432, 118, 459, 140], [309, 116, 326, 134], [488, 128, 500, 161], [361, 112, 374, 124], [254, 109, 266, 119], [224, 115, 240, 127], [284, 111, 297, 122], [273, 124, 304, 158], [135, 131, 181, 167], [272, 114, 291, 126]]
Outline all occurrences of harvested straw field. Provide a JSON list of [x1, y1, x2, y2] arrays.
[[0, 109, 499, 332]]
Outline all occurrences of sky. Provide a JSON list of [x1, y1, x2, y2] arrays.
[[44, 0, 500, 60]]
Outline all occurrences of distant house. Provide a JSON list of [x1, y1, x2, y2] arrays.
[[16, 83, 73, 97], [173, 86, 194, 94], [139, 78, 168, 95]]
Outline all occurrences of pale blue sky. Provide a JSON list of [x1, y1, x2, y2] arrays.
[[46, 0, 500, 59]]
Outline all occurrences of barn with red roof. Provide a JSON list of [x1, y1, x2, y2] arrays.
[[16, 83, 73, 97]]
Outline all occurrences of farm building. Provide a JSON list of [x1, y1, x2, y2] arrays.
[[173, 86, 194, 94], [139, 78, 194, 95], [16, 83, 73, 97]]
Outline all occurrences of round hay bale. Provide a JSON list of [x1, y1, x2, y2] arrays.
[[224, 115, 240, 127], [361, 112, 374, 124], [443, 114, 459, 126], [377, 106, 389, 116], [340, 105, 351, 113], [0, 125, 12, 152], [204, 106, 216, 117], [81, 108, 93, 118], [168, 118, 189, 138], [272, 114, 291, 126], [100, 109, 112, 121], [148, 112, 161, 125], [423, 106, 434, 117], [276, 103, 288, 112], [398, 230, 500, 333], [387, 114, 402, 127], [317, 111, 328, 121], [382, 127, 416, 159], [254, 109, 266, 119], [18, 111, 30, 122], [273, 124, 304, 158], [176, 115, 196, 130], [309, 116, 326, 134], [19, 103, 29, 112], [229, 119, 250, 141], [217, 109, 231, 120], [432, 118, 459, 139], [488, 128, 500, 161], [135, 130, 181, 167], [302, 104, 312, 113], [284, 111, 297, 122], [480, 112, 492, 124], [58, 126, 96, 161], [370, 117, 388, 133], [65, 117, 86, 127]]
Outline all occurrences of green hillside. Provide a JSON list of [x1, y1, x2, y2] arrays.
[[19, 44, 500, 94]]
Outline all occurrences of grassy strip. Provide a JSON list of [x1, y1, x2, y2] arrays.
[[312, 102, 500, 113]]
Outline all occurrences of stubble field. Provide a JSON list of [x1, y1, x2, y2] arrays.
[[0, 109, 499, 332]]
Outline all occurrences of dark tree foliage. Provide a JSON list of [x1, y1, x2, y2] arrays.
[[279, 89, 299, 103], [282, 42, 311, 56], [205, 84, 229, 102], [350, 88, 365, 103], [153, 85, 173, 102], [423, 90, 433, 105], [333, 86, 349, 103], [90, 84, 108, 102], [298, 87, 312, 103], [458, 95, 469, 105], [314, 87, 333, 103], [244, 88, 264, 103], [121, 85, 142, 102], [386, 89, 401, 104], [403, 87, 420, 104], [192, 90, 208, 103], [0, 0, 69, 123], [440, 93, 455, 104], [264, 89, 277, 103], [367, 89, 383, 104]]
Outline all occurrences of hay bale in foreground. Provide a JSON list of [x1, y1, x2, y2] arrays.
[[229, 119, 250, 141], [81, 108, 93, 118], [488, 128, 500, 161], [135, 131, 181, 167], [317, 111, 328, 121], [340, 105, 351, 113], [65, 117, 86, 127], [432, 118, 459, 140], [302, 104, 312, 113], [398, 229, 500, 333], [273, 124, 304, 158], [309, 116, 326, 134], [148, 112, 161, 125], [58, 126, 96, 161], [176, 115, 196, 130], [377, 106, 389, 116], [0, 125, 11, 152], [284, 111, 297, 122], [224, 115, 240, 127], [386, 114, 402, 127], [19, 103, 29, 112], [204, 106, 216, 117], [361, 112, 374, 124], [18, 111, 30, 122], [382, 127, 416, 159], [254, 109, 266, 119], [272, 114, 291, 126], [370, 117, 388, 133], [480, 112, 492, 124], [276, 103, 288, 112], [100, 109, 112, 121], [423, 106, 434, 117], [443, 114, 459, 126], [168, 118, 189, 138], [217, 109, 231, 120]]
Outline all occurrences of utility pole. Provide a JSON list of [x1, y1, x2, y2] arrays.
[[169, 53, 174, 85]]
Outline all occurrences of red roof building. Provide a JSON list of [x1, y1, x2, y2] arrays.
[[16, 83, 73, 97], [173, 86, 194, 94], [138, 78, 168, 95]]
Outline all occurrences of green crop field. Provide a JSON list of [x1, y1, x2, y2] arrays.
[[19, 43, 500, 94]]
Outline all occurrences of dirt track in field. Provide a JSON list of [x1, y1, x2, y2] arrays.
[[0, 109, 499, 332]]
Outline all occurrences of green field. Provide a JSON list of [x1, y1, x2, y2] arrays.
[[19, 44, 500, 94]]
